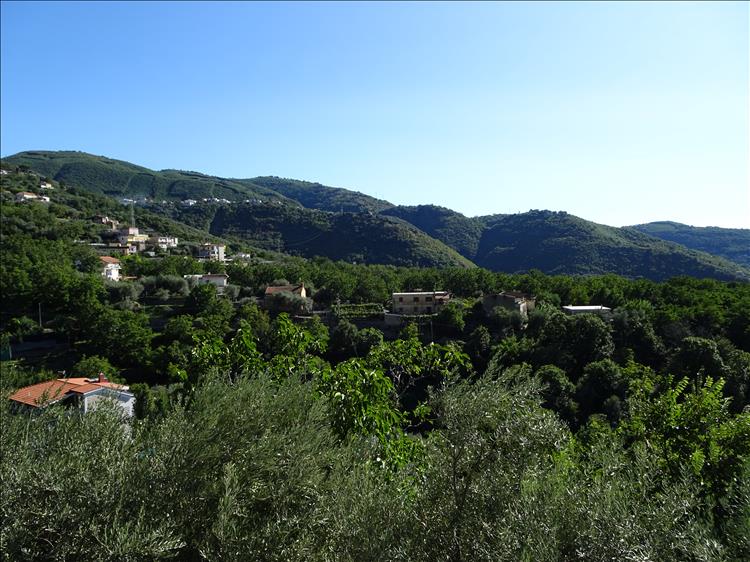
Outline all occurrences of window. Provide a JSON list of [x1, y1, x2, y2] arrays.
[[426, 296, 432, 302], [398, 297, 403, 302], [426, 306, 432, 313], [413, 296, 419, 302]]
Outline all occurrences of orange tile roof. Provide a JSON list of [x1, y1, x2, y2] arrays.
[[62, 378, 90, 385], [67, 383, 103, 394], [99, 256, 120, 264], [9, 380, 79, 407], [9, 376, 131, 408]]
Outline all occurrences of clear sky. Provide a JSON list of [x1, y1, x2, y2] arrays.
[[1, 1, 748, 227]]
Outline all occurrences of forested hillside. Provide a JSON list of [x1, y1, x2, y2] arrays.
[[474, 211, 750, 281], [4, 150, 749, 282], [633, 221, 750, 268], [248, 176, 394, 213], [3, 151, 291, 203]]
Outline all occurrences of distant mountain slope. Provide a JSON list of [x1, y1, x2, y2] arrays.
[[381, 205, 485, 259], [2, 151, 290, 204], [159, 203, 474, 268], [247, 176, 394, 213], [631, 221, 750, 268], [473, 211, 749, 281], [0, 169, 237, 248], [4, 150, 748, 280]]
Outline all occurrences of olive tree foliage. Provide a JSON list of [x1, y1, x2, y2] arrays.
[[0, 374, 346, 562], [321, 368, 726, 562]]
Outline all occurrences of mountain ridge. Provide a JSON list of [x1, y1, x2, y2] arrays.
[[3, 150, 748, 281]]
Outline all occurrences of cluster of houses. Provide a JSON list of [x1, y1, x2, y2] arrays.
[[11, 177, 56, 204], [15, 191, 50, 203]]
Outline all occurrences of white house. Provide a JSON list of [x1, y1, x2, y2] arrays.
[[15, 191, 48, 203], [562, 305, 612, 316], [8, 374, 135, 417], [148, 236, 179, 250], [99, 256, 121, 281], [184, 273, 229, 291], [40, 181, 54, 190]]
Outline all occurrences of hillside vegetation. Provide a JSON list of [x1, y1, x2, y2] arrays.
[[632, 221, 750, 269], [3, 151, 290, 204], [4, 150, 749, 281], [248, 176, 394, 213], [474, 211, 750, 281], [161, 202, 474, 268]]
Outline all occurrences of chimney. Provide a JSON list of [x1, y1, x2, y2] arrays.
[[98, 372, 108, 384]]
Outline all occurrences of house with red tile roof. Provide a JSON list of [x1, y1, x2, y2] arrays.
[[9, 373, 135, 416]]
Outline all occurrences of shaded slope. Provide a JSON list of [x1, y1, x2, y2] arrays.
[[247, 176, 394, 213], [474, 211, 750, 281], [162, 203, 475, 268], [381, 205, 484, 259], [632, 221, 750, 268]]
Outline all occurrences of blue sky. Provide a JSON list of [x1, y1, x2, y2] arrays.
[[1, 1, 748, 227]]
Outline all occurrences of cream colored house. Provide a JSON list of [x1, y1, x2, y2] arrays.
[[118, 226, 149, 252], [482, 291, 536, 317], [391, 291, 450, 315], [198, 243, 226, 262]]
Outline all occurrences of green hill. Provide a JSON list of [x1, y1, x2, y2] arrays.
[[159, 202, 474, 268], [4, 150, 748, 280], [631, 221, 750, 268], [2, 151, 290, 204], [473, 211, 750, 281], [0, 168, 240, 250], [381, 205, 485, 259], [246, 176, 394, 213]]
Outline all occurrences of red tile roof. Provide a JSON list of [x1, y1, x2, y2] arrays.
[[99, 256, 120, 265], [8, 380, 79, 407], [8, 376, 131, 408], [67, 383, 103, 394]]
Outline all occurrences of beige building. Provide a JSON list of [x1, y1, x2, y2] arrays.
[[118, 226, 149, 252], [198, 243, 226, 262], [482, 291, 536, 317], [391, 291, 450, 315]]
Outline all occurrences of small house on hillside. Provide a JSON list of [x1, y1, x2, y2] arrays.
[[9, 374, 135, 417], [264, 283, 311, 313], [391, 291, 450, 315], [99, 256, 121, 281], [198, 243, 226, 262], [148, 236, 179, 250], [184, 273, 229, 291], [562, 305, 612, 317], [482, 291, 536, 317], [118, 226, 149, 253], [15, 192, 49, 203]]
